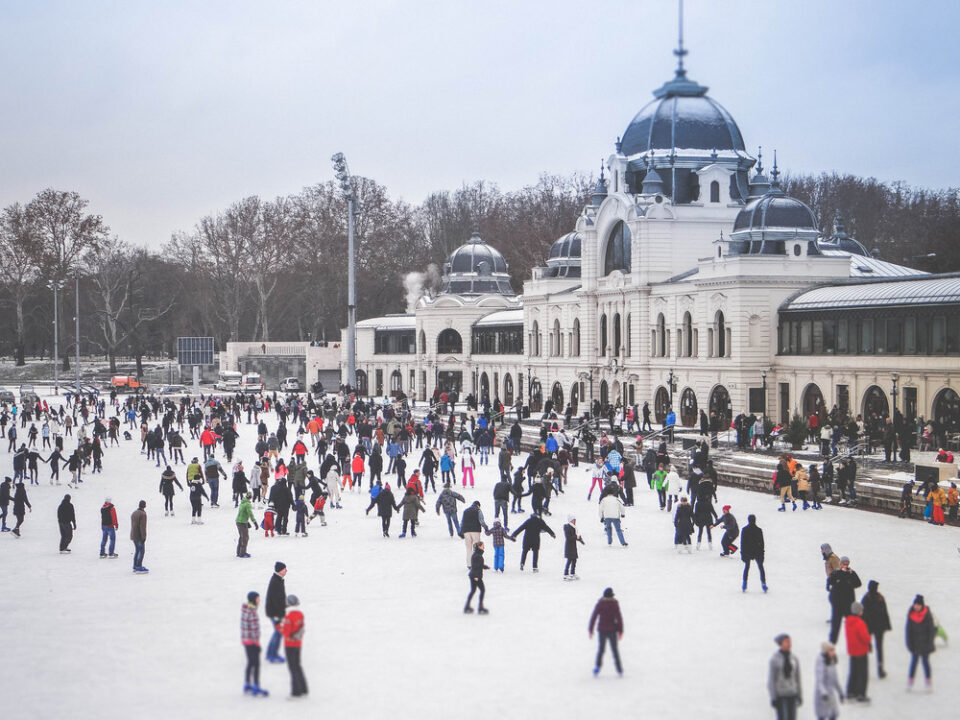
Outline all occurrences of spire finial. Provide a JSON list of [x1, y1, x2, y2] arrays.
[[771, 149, 780, 185], [756, 146, 763, 173], [599, 160, 605, 181], [674, 0, 688, 77]]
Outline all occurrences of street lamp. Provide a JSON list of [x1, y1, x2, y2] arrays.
[[761, 369, 768, 424], [331, 153, 358, 394], [48, 280, 62, 395], [667, 368, 676, 409], [890, 371, 899, 419]]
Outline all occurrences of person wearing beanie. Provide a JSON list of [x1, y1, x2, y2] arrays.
[[713, 505, 739, 557], [860, 580, 891, 678], [767, 634, 801, 718], [827, 556, 861, 644], [483, 519, 514, 573], [844, 600, 871, 702], [739, 514, 767, 593], [905, 594, 936, 690], [279, 594, 307, 697], [57, 493, 76, 553], [241, 591, 268, 696], [435, 482, 466, 537], [588, 588, 623, 676], [562, 515, 585, 580], [814, 641, 844, 718], [264, 563, 287, 663], [130, 500, 148, 573]]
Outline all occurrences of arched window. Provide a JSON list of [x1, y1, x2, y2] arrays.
[[683, 312, 692, 357], [710, 180, 720, 203], [599, 314, 608, 356], [418, 330, 426, 355], [625, 314, 631, 357], [503, 374, 514, 406], [572, 318, 581, 356], [437, 328, 462, 354], [613, 313, 621, 356], [390, 370, 402, 393], [355, 370, 368, 395], [603, 221, 632, 275], [657, 313, 666, 358], [715, 311, 726, 358], [553, 319, 561, 356], [531, 320, 540, 357]]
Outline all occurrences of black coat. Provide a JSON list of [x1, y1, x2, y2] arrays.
[[493, 480, 511, 502], [375, 488, 396, 518], [265, 572, 286, 621], [468, 547, 487, 580], [563, 522, 583, 559], [739, 522, 764, 560], [673, 503, 694, 535], [905, 607, 936, 655], [13, 484, 30, 514], [269, 480, 293, 510], [57, 499, 76, 527], [861, 587, 892, 634], [827, 568, 862, 609], [511, 516, 555, 547], [461, 504, 487, 533]]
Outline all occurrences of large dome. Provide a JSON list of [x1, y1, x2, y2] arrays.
[[620, 74, 745, 157], [545, 232, 581, 278], [441, 231, 514, 295]]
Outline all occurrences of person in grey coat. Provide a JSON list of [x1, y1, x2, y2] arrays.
[[767, 633, 802, 719], [435, 482, 465, 537], [814, 641, 844, 719]]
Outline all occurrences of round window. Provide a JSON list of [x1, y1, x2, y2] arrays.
[[793, 244, 801, 256]]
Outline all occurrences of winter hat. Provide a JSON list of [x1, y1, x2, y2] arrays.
[[773, 633, 790, 645], [821, 641, 835, 653], [138, 500, 146, 509], [472, 500, 481, 507], [867, 580, 879, 593], [850, 601, 863, 615], [913, 594, 925, 607], [747, 514, 756, 523], [247, 591, 259, 603], [63, 494, 71, 501], [274, 561, 286, 573], [603, 588, 615, 598], [722, 505, 731, 513], [104, 496, 112, 504], [820, 543, 832, 555], [567, 514, 576, 522], [840, 556, 850, 565], [286, 594, 299, 607]]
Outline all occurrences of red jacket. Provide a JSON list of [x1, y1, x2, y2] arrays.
[[200, 429, 219, 447], [292, 441, 308, 456], [845, 614, 871, 657], [280, 609, 305, 647], [407, 474, 424, 499], [588, 597, 623, 634], [352, 455, 365, 474]]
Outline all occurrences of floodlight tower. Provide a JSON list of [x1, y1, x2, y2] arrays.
[[331, 153, 357, 392]]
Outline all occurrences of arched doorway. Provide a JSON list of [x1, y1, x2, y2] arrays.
[[802, 383, 824, 419], [551, 382, 564, 410], [530, 379, 543, 413], [862, 385, 889, 421], [599, 380, 609, 408], [503, 374, 514, 406], [390, 370, 402, 396], [437, 328, 462, 354], [933, 388, 960, 431], [654, 386, 670, 424], [611, 381, 621, 407], [355, 370, 368, 395], [680, 388, 698, 427], [570, 382, 580, 415], [479, 372, 490, 400], [710, 385, 732, 428]]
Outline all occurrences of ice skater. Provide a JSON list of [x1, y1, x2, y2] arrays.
[[464, 541, 489, 614], [563, 515, 585, 580], [280, 595, 307, 698], [57, 493, 76, 553], [511, 513, 555, 572], [739, 514, 767, 592], [241, 591, 269, 696], [713, 505, 739, 556], [588, 587, 623, 676], [673, 496, 694, 552], [159, 466, 183, 516], [265, 562, 287, 663], [484, 518, 514, 572]]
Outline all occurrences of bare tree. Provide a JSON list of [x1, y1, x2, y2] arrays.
[[0, 203, 41, 365]]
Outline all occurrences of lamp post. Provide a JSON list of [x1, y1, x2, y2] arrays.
[[74, 270, 81, 389], [331, 153, 357, 394], [667, 368, 676, 409], [49, 281, 61, 394], [890, 371, 899, 420], [761, 369, 768, 424]]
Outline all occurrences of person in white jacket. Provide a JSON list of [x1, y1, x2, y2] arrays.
[[325, 467, 342, 507], [814, 641, 844, 719], [599, 492, 628, 547], [665, 468, 682, 512]]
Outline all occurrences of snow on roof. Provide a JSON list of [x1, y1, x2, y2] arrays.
[[817, 249, 924, 278], [474, 309, 525, 327], [783, 275, 960, 311], [355, 315, 416, 330]]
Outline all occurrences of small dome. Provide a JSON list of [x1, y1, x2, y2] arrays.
[[733, 193, 818, 234], [545, 232, 581, 278], [441, 231, 514, 295], [817, 213, 869, 257]]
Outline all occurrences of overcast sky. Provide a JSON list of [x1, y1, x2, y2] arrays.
[[1, 0, 956, 248]]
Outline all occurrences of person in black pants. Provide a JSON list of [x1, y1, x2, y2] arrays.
[[589, 587, 624, 675], [827, 557, 862, 644], [464, 542, 489, 613], [739, 514, 767, 592], [57, 493, 76, 552], [510, 514, 555, 571], [860, 580, 891, 678]]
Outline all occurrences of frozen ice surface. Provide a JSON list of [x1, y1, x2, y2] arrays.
[[1, 402, 956, 719]]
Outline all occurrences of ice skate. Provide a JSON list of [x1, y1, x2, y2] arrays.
[[762, 583, 768, 593], [252, 686, 269, 697], [741, 581, 747, 592], [777, 504, 785, 512], [477, 607, 488, 614], [463, 606, 474, 614]]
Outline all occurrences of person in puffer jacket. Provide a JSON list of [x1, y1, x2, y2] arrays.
[[280, 595, 307, 697], [588, 587, 623, 675], [435, 482, 465, 537], [484, 518, 515, 572]]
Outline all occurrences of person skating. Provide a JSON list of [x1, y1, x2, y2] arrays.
[[694, 478, 718, 549], [714, 504, 739, 556], [265, 562, 287, 663], [860, 580, 891, 679], [236, 493, 258, 558], [241, 591, 269, 697], [11, 480, 31, 537], [588, 587, 623, 676], [373, 482, 396, 537], [189, 478, 209, 525], [484, 518, 514, 573], [767, 633, 802, 719], [99, 497, 119, 558], [57, 493, 76, 553], [673, 496, 694, 552], [599, 488, 628, 547], [0, 477, 11, 532], [736, 514, 767, 592], [563, 515, 585, 580], [279, 594, 308, 698], [463, 541, 489, 614], [435, 482, 465, 537], [905, 595, 936, 692], [130, 500, 148, 572], [844, 601, 871, 702], [396, 486, 426, 538], [827, 557, 862, 644], [292, 495, 309, 537], [814, 642, 843, 720], [459, 500, 489, 566], [510, 513, 555, 572], [159, 466, 183, 517]]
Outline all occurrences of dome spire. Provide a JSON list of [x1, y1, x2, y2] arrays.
[[653, 0, 707, 99], [770, 149, 780, 186], [755, 146, 763, 175], [674, 0, 688, 78]]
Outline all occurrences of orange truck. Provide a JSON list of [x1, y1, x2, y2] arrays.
[[111, 376, 142, 391]]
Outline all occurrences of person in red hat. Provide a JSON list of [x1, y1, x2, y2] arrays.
[[714, 504, 739, 557]]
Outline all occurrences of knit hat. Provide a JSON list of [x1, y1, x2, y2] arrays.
[[821, 641, 834, 653], [286, 594, 299, 607], [840, 556, 850, 564], [820, 543, 832, 554], [850, 601, 863, 615], [105, 496, 112, 503], [913, 594, 925, 607], [247, 591, 259, 603], [722, 505, 731, 513], [603, 587, 614, 598], [774, 633, 790, 645], [274, 561, 286, 573], [567, 514, 575, 522]]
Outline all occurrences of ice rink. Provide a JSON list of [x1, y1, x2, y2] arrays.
[[1, 397, 956, 719]]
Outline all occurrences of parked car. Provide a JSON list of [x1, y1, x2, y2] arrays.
[[19, 384, 40, 405], [158, 385, 189, 397], [280, 377, 301, 392], [0, 387, 15, 404]]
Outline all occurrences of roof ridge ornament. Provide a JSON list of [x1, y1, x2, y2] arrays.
[[755, 146, 764, 175], [674, 0, 688, 78], [652, 0, 708, 99]]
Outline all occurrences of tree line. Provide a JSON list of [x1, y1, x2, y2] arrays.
[[0, 171, 956, 372]]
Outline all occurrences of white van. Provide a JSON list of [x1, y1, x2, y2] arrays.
[[241, 373, 264, 393], [216, 371, 242, 392]]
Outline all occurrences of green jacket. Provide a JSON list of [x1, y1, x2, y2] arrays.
[[186, 461, 202, 484], [652, 469, 668, 490], [236, 498, 256, 525]]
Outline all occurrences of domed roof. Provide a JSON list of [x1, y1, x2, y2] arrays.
[[441, 231, 514, 295], [817, 213, 869, 257], [545, 232, 581, 278], [732, 192, 818, 234], [620, 71, 745, 157]]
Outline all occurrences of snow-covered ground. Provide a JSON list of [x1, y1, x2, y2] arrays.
[[1, 395, 956, 719]]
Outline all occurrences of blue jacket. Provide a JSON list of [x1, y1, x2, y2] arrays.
[[440, 454, 455, 472], [666, 411, 676, 427]]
